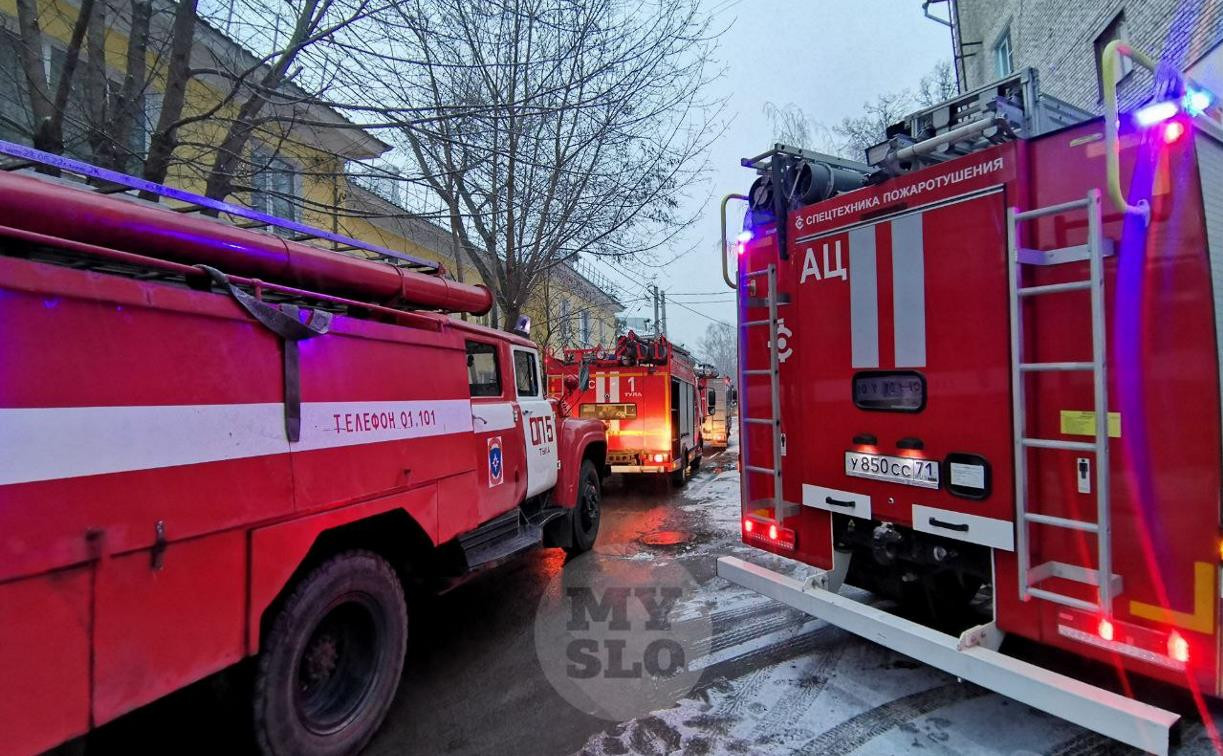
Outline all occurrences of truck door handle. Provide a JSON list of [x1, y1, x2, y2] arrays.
[[928, 517, 969, 532], [824, 497, 856, 508]]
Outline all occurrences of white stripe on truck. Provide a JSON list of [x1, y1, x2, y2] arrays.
[[890, 212, 927, 367], [848, 225, 879, 368], [0, 399, 474, 486]]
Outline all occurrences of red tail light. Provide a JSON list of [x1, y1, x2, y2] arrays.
[[1168, 631, 1190, 664], [1098, 618, 1114, 642], [742, 515, 796, 551]]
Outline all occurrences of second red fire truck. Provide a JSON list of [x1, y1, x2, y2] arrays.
[[0, 141, 606, 756], [718, 48, 1223, 753], [548, 332, 703, 484]]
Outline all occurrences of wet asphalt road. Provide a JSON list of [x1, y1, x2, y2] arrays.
[[83, 448, 744, 756], [79, 442, 1223, 755]]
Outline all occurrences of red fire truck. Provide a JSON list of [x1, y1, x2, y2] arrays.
[[717, 49, 1223, 753], [547, 332, 702, 484], [698, 367, 733, 449], [0, 142, 606, 756]]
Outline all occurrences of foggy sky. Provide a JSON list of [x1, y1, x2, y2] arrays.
[[595, 0, 953, 351]]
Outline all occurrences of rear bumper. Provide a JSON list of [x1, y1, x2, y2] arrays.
[[610, 462, 679, 474], [716, 556, 1178, 755]]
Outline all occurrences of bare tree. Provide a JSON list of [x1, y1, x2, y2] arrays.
[[699, 322, 735, 383], [761, 60, 955, 161], [831, 89, 915, 161], [13, 0, 96, 160], [917, 59, 958, 107], [374, 0, 722, 330]]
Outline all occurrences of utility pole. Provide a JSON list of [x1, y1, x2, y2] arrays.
[[661, 290, 668, 337], [652, 285, 660, 336]]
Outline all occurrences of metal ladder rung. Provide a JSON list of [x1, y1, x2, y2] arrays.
[[1017, 280, 1091, 296], [1024, 512, 1099, 532], [742, 319, 773, 327], [1018, 361, 1094, 372], [1014, 197, 1090, 220], [742, 418, 776, 425], [743, 369, 773, 375], [745, 464, 780, 476], [1021, 437, 1098, 452], [1026, 587, 1099, 612]]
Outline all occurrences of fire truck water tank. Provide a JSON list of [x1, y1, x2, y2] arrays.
[[0, 171, 492, 315]]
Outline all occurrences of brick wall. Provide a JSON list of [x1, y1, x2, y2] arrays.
[[955, 0, 1223, 112]]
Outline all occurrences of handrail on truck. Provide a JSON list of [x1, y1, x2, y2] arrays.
[[1101, 40, 1159, 224], [720, 193, 748, 289]]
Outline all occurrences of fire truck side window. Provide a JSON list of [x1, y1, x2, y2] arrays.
[[708, 390, 717, 411], [466, 341, 502, 397], [514, 350, 540, 397]]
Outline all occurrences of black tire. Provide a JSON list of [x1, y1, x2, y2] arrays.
[[566, 460, 601, 555], [670, 448, 689, 487], [690, 453, 702, 473], [254, 550, 407, 756]]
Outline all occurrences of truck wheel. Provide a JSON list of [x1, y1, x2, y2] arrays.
[[253, 550, 407, 756], [670, 449, 689, 487], [566, 460, 602, 555]]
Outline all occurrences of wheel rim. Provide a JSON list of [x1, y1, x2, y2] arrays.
[[579, 476, 600, 533], [294, 597, 383, 735]]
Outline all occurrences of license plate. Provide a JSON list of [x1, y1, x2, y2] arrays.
[[845, 451, 940, 489]]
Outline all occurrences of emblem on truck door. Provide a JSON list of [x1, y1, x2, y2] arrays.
[[488, 436, 503, 487]]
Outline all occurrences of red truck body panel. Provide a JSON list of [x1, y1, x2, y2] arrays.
[[738, 118, 1223, 695]]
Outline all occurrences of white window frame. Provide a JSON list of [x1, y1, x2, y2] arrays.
[[994, 26, 1014, 78], [251, 145, 302, 225], [1095, 12, 1134, 100]]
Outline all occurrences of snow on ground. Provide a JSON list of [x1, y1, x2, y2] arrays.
[[576, 434, 1223, 756]]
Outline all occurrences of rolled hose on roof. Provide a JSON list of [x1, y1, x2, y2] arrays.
[[0, 170, 493, 315]]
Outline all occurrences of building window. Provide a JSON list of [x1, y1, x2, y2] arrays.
[[558, 299, 572, 347], [580, 310, 591, 346], [0, 31, 30, 145], [994, 27, 1014, 78], [1095, 12, 1133, 100], [251, 147, 300, 228]]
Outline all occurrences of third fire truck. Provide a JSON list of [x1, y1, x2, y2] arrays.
[[548, 332, 703, 484], [717, 48, 1223, 753], [698, 366, 734, 449]]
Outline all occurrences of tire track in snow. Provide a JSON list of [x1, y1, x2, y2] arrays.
[[751, 640, 847, 745], [796, 681, 990, 754]]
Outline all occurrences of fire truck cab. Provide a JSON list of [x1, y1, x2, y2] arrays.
[[0, 142, 606, 756], [548, 332, 703, 485], [718, 54, 1223, 753]]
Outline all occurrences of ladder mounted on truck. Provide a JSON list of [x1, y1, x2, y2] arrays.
[[1008, 189, 1121, 614], [739, 264, 791, 520]]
